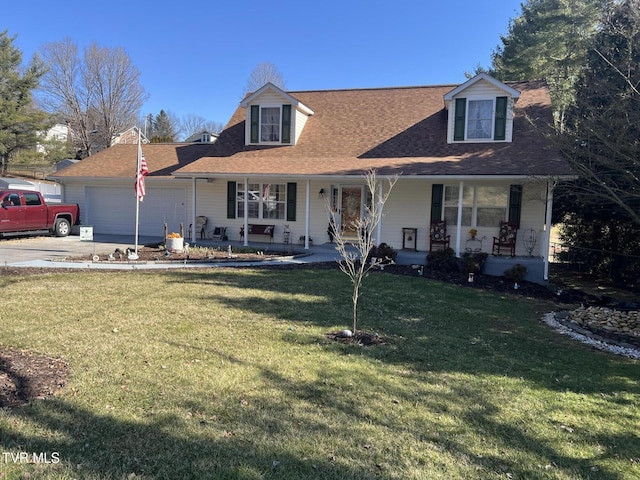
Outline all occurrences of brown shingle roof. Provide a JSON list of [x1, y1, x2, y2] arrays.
[[50, 143, 217, 178], [52, 81, 571, 180]]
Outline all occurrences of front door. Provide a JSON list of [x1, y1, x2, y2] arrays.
[[340, 186, 362, 239]]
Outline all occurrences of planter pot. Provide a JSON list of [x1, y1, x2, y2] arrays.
[[165, 237, 184, 252]]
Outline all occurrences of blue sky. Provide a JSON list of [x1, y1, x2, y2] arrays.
[[5, 0, 522, 128]]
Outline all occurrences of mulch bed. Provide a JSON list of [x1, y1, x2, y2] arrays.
[[1, 256, 635, 409], [0, 346, 69, 408]]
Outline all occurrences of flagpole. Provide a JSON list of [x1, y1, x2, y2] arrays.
[[134, 125, 141, 254]]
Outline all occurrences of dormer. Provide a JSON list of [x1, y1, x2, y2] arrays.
[[444, 73, 520, 144], [240, 83, 314, 146]]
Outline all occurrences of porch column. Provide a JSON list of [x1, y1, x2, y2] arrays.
[[376, 181, 383, 245], [243, 177, 249, 247], [190, 177, 196, 243], [455, 181, 464, 256], [543, 181, 554, 281], [304, 179, 310, 249]]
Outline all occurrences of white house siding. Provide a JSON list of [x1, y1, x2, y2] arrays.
[[518, 182, 548, 257], [379, 180, 431, 251], [293, 109, 309, 144], [61, 176, 549, 255]]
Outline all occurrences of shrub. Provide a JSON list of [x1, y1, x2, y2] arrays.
[[368, 242, 398, 264], [504, 263, 527, 282], [426, 248, 458, 272], [460, 252, 488, 275]]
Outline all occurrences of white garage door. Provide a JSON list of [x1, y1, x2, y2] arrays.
[[86, 186, 187, 236]]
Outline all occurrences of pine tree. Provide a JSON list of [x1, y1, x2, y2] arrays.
[[0, 31, 49, 174], [491, 0, 608, 130], [150, 110, 176, 143]]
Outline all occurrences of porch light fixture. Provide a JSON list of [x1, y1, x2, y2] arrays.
[[318, 188, 325, 198]]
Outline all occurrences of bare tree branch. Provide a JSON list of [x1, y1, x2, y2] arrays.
[[323, 169, 398, 333]]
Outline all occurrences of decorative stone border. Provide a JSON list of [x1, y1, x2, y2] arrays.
[[542, 312, 640, 360]]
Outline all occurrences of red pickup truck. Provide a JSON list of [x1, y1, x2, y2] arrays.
[[0, 189, 80, 237]]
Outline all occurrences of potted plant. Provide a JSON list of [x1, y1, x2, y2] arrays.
[[165, 232, 184, 252]]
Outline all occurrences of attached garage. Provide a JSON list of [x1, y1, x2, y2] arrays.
[[84, 186, 188, 236]]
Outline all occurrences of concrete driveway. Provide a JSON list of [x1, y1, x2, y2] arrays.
[[0, 234, 163, 265]]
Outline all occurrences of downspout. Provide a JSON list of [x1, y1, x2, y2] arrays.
[[243, 177, 249, 247], [304, 179, 310, 249], [543, 181, 554, 281], [455, 181, 464, 256]]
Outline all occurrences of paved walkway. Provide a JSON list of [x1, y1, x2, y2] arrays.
[[0, 234, 347, 269], [1, 234, 428, 270]]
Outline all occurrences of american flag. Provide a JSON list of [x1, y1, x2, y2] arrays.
[[135, 145, 149, 201]]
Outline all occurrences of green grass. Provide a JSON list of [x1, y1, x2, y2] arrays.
[[0, 267, 639, 479]]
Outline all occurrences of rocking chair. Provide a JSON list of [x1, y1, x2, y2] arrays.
[[492, 221, 518, 256], [429, 220, 451, 252], [188, 216, 208, 240]]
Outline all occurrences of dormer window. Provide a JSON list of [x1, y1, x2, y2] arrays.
[[454, 97, 508, 141], [250, 105, 291, 144], [444, 73, 518, 144], [241, 83, 313, 146], [260, 107, 280, 142]]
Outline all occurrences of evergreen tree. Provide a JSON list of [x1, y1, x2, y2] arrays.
[[556, 0, 640, 286], [0, 31, 50, 174], [491, 0, 608, 130], [150, 110, 178, 143], [561, 0, 640, 225]]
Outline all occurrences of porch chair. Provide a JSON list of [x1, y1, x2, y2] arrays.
[[492, 221, 518, 256], [429, 220, 451, 252], [188, 216, 208, 240], [210, 226, 227, 241]]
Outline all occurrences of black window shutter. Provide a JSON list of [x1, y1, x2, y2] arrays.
[[431, 184, 444, 221], [227, 181, 236, 219], [250, 105, 259, 143], [508, 184, 522, 228], [454, 98, 466, 141], [494, 96, 507, 140], [281, 104, 291, 143], [286, 183, 297, 221]]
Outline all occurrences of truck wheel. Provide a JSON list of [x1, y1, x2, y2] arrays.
[[54, 218, 71, 237]]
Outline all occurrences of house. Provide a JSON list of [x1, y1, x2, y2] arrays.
[[184, 130, 219, 143], [49, 73, 573, 282], [36, 123, 70, 153], [55, 159, 80, 171], [111, 126, 149, 146]]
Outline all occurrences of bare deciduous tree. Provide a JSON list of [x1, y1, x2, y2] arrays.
[[243, 62, 286, 96], [180, 113, 224, 140], [39, 38, 147, 157], [323, 169, 398, 334]]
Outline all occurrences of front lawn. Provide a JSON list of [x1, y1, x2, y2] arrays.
[[0, 267, 638, 479]]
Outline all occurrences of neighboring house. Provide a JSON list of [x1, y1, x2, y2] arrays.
[[0, 177, 62, 202], [49, 73, 573, 282], [56, 159, 79, 171], [36, 123, 70, 153], [111, 126, 150, 146], [0, 178, 37, 190], [184, 130, 219, 143]]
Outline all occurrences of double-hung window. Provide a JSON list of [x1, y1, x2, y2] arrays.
[[467, 100, 493, 139], [250, 104, 292, 144], [260, 107, 280, 142], [443, 185, 508, 227], [453, 97, 508, 141], [237, 182, 286, 220]]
